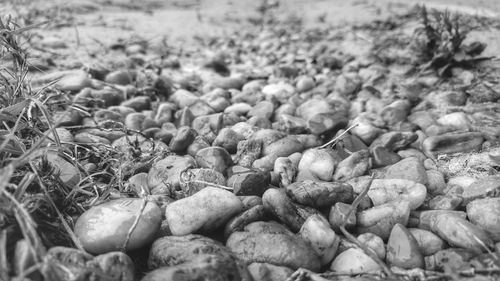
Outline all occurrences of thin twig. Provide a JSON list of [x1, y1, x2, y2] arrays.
[[121, 198, 147, 251], [319, 123, 359, 149], [339, 175, 396, 279]]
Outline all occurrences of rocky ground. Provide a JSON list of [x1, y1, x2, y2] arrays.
[[1, 1, 500, 281]]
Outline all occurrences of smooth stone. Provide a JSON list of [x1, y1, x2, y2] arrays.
[[386, 224, 424, 269], [248, 101, 274, 119], [226, 231, 321, 271], [426, 169, 446, 195], [333, 150, 371, 181], [408, 228, 446, 256], [169, 126, 196, 153], [169, 89, 199, 108], [467, 198, 500, 242], [286, 180, 353, 209], [224, 205, 268, 239], [425, 248, 475, 272], [296, 98, 334, 120], [52, 109, 83, 126], [330, 248, 381, 275], [74, 198, 161, 254], [427, 194, 462, 210], [307, 112, 348, 135], [143, 254, 250, 281], [412, 210, 467, 230], [195, 146, 233, 174], [457, 176, 500, 206], [382, 157, 428, 185], [187, 136, 210, 157], [367, 179, 427, 210], [213, 128, 244, 154], [189, 100, 215, 117], [430, 213, 494, 254], [422, 132, 484, 155], [247, 262, 293, 281], [165, 187, 243, 235], [356, 200, 411, 240], [370, 131, 417, 151], [74, 132, 111, 145], [300, 214, 340, 265], [120, 96, 151, 111], [276, 114, 308, 134], [148, 234, 243, 270], [296, 148, 339, 182], [105, 70, 135, 85], [179, 168, 226, 196], [224, 103, 252, 116], [235, 139, 262, 168], [274, 157, 297, 187], [46, 151, 81, 187], [191, 113, 224, 134], [262, 188, 319, 232], [329, 202, 356, 232], [357, 233, 386, 260], [227, 166, 270, 197], [148, 155, 196, 194], [261, 82, 295, 101], [56, 71, 92, 92], [41, 246, 135, 281], [370, 146, 402, 168]]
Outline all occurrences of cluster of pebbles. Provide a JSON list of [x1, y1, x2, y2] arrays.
[[20, 10, 500, 281]]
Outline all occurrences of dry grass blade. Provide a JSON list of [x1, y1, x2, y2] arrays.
[[338, 176, 396, 279], [0, 230, 8, 281], [29, 162, 85, 252], [121, 198, 147, 251], [319, 123, 359, 149]]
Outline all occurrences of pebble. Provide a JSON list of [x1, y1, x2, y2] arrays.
[[357, 233, 386, 259], [74, 198, 161, 254], [430, 212, 493, 254], [454, 175, 500, 206], [330, 248, 381, 274], [408, 228, 446, 256], [356, 200, 411, 240], [55, 71, 92, 92], [367, 179, 427, 210], [46, 151, 81, 187], [247, 262, 293, 281], [227, 227, 321, 271], [296, 148, 339, 182], [386, 224, 424, 269], [120, 96, 151, 111], [179, 168, 226, 196], [195, 146, 233, 173], [227, 166, 271, 196], [423, 132, 484, 155], [329, 202, 356, 232], [299, 214, 340, 265], [105, 70, 136, 85], [286, 180, 353, 209], [466, 197, 500, 242], [381, 157, 428, 185], [165, 187, 243, 235], [41, 246, 135, 281], [169, 126, 196, 153], [333, 150, 371, 181], [148, 155, 196, 194], [262, 188, 319, 232]]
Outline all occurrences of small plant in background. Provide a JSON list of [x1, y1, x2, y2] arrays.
[[411, 5, 491, 76]]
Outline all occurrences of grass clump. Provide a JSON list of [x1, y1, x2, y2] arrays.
[[411, 5, 490, 76]]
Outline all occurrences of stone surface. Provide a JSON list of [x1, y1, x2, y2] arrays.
[[386, 224, 424, 269], [165, 187, 243, 235], [74, 198, 161, 254], [367, 179, 427, 210]]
